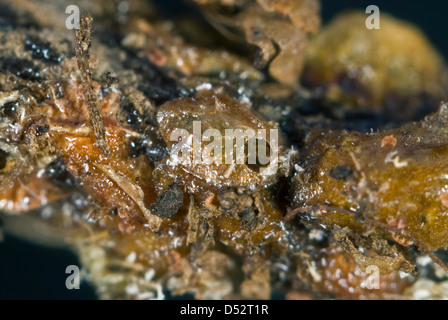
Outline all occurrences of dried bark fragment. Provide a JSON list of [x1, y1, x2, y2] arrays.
[[193, 0, 321, 86], [290, 104, 448, 274], [127, 28, 262, 82]]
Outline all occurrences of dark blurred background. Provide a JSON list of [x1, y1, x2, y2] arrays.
[[1, 0, 447, 300]]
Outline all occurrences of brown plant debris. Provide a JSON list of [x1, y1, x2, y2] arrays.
[[75, 13, 110, 155], [1, 0, 448, 300]]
